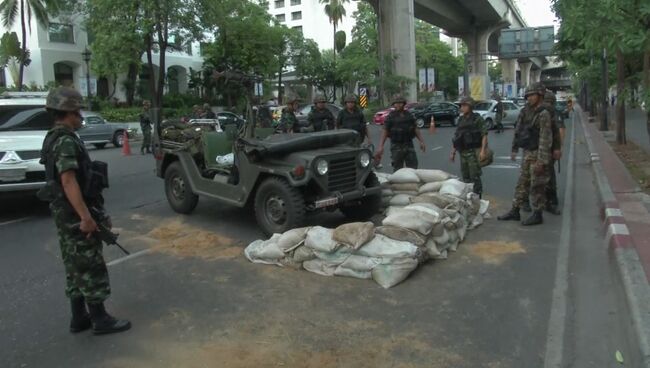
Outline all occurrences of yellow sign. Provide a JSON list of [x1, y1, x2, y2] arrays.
[[470, 76, 484, 101], [359, 87, 368, 108]]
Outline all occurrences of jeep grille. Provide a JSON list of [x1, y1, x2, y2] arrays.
[[327, 156, 357, 192]]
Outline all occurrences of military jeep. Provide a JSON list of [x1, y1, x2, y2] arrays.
[[153, 114, 381, 236]]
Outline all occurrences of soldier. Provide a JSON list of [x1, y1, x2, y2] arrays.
[[495, 95, 504, 133], [376, 95, 426, 171], [140, 100, 153, 155], [336, 95, 371, 145], [277, 96, 300, 133], [450, 97, 488, 197], [308, 95, 335, 132], [544, 90, 564, 215], [39, 87, 131, 335], [190, 104, 202, 119], [202, 103, 216, 119], [498, 82, 553, 225]]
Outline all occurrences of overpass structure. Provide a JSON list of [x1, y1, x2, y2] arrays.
[[367, 0, 548, 100]]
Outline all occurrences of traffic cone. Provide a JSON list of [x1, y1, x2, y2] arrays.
[[121, 131, 131, 156]]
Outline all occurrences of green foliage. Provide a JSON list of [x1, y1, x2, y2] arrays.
[[488, 61, 502, 83], [335, 30, 346, 53], [100, 106, 193, 122], [162, 93, 204, 109], [0, 32, 30, 86]]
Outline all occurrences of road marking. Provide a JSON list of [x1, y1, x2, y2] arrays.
[[0, 217, 32, 226], [496, 156, 522, 160], [485, 164, 520, 169], [543, 106, 577, 368], [106, 248, 153, 267], [431, 146, 443, 151]]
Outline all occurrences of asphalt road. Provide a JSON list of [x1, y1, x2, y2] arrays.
[[0, 119, 632, 367]]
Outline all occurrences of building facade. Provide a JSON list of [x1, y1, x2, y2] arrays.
[[264, 0, 360, 51], [0, 14, 203, 101]]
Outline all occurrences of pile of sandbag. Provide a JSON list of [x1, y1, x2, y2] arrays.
[[245, 168, 490, 289]]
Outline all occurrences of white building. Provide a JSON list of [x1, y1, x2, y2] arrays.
[[264, 0, 360, 51], [0, 13, 203, 101]]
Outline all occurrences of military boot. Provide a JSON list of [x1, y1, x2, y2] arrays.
[[546, 203, 562, 215], [521, 201, 532, 212], [88, 302, 131, 335], [522, 211, 544, 226], [497, 207, 520, 221], [69, 296, 92, 333]]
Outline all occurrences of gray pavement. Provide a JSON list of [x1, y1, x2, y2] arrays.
[[0, 121, 633, 367]]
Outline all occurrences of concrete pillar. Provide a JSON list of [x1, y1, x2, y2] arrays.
[[460, 27, 496, 100], [499, 59, 517, 98], [530, 69, 541, 83], [519, 61, 532, 88], [377, 0, 417, 101]]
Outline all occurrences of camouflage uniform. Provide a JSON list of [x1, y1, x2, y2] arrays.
[[277, 108, 299, 133], [454, 113, 487, 195], [307, 106, 335, 131], [384, 109, 419, 171], [511, 105, 553, 211], [43, 126, 111, 304], [140, 109, 152, 154]]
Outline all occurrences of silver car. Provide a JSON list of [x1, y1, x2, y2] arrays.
[[473, 100, 522, 129]]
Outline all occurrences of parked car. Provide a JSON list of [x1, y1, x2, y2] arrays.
[[79, 111, 130, 149], [295, 103, 342, 130], [411, 102, 459, 128], [373, 108, 393, 125], [473, 100, 521, 129]]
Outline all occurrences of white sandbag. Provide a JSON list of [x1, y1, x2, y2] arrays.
[[469, 214, 484, 230], [382, 209, 437, 235], [393, 191, 419, 196], [357, 234, 419, 259], [293, 245, 316, 262], [375, 171, 391, 182], [305, 226, 340, 253], [415, 169, 451, 183], [277, 227, 311, 252], [389, 194, 412, 206], [448, 231, 460, 252], [411, 193, 461, 209], [333, 222, 375, 250], [375, 226, 427, 247], [390, 183, 420, 192], [466, 193, 481, 217], [431, 223, 445, 237], [433, 250, 448, 260], [244, 234, 284, 265], [388, 168, 421, 184], [338, 254, 382, 272], [418, 181, 444, 194], [372, 257, 419, 289], [404, 203, 443, 221], [439, 179, 471, 198], [314, 248, 352, 266], [479, 200, 490, 215], [457, 219, 467, 242], [382, 189, 394, 197], [303, 259, 338, 276], [433, 229, 450, 247], [334, 267, 372, 280], [424, 238, 441, 258]]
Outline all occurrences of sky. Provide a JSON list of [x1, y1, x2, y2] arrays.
[[516, 0, 559, 28]]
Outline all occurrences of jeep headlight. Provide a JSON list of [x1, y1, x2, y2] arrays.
[[359, 152, 371, 168], [316, 159, 329, 176]]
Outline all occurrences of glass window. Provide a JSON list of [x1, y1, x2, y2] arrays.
[[85, 116, 103, 125], [0, 110, 53, 131], [49, 23, 74, 44], [275, 0, 285, 8], [291, 11, 302, 20], [290, 0, 301, 6], [473, 102, 492, 111], [276, 14, 286, 22], [292, 26, 303, 34]]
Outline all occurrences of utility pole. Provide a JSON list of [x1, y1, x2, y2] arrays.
[[600, 48, 609, 131]]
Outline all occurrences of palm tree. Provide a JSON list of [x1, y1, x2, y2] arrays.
[[319, 0, 348, 58], [0, 0, 58, 90]]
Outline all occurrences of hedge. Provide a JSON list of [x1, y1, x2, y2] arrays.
[[101, 107, 193, 122]]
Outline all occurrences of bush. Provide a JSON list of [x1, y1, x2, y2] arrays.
[[101, 106, 194, 122], [163, 93, 203, 109]]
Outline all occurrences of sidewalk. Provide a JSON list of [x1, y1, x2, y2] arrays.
[[577, 105, 650, 367]]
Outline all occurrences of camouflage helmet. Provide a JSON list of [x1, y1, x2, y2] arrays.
[[344, 94, 357, 103], [544, 90, 556, 105], [524, 82, 546, 97], [391, 95, 407, 105], [46, 86, 84, 112], [285, 95, 300, 104], [459, 96, 475, 108], [313, 95, 327, 104]]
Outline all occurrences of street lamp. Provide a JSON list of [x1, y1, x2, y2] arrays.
[[82, 47, 92, 109]]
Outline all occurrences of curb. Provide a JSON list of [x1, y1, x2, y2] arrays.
[[577, 106, 650, 366]]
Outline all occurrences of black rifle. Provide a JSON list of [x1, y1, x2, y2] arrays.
[[71, 207, 130, 255]]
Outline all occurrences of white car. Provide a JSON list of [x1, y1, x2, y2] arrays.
[[473, 100, 522, 129]]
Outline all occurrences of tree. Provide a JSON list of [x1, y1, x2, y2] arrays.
[[0, 0, 59, 90], [319, 0, 349, 58], [0, 31, 30, 86]]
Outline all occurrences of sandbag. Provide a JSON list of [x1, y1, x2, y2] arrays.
[[277, 227, 311, 252], [433, 229, 450, 248], [314, 248, 352, 266], [448, 231, 460, 252], [293, 245, 316, 262], [466, 193, 481, 217], [479, 200, 490, 215], [388, 168, 421, 184], [357, 234, 420, 259], [375, 226, 427, 247], [382, 209, 437, 235], [390, 183, 420, 192], [382, 189, 394, 197], [404, 203, 443, 221], [418, 181, 444, 194], [333, 222, 375, 250], [305, 226, 340, 253], [372, 258, 419, 289], [393, 191, 419, 196], [424, 238, 442, 258], [415, 169, 451, 183], [439, 179, 471, 198], [337, 254, 381, 272], [431, 223, 445, 238], [469, 214, 484, 230], [433, 250, 448, 260], [303, 259, 338, 277], [389, 194, 412, 207], [244, 234, 284, 265], [411, 193, 459, 208], [334, 267, 372, 280]]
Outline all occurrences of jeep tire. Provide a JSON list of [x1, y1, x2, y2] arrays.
[[255, 177, 306, 236], [164, 161, 199, 214], [340, 172, 382, 221]]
